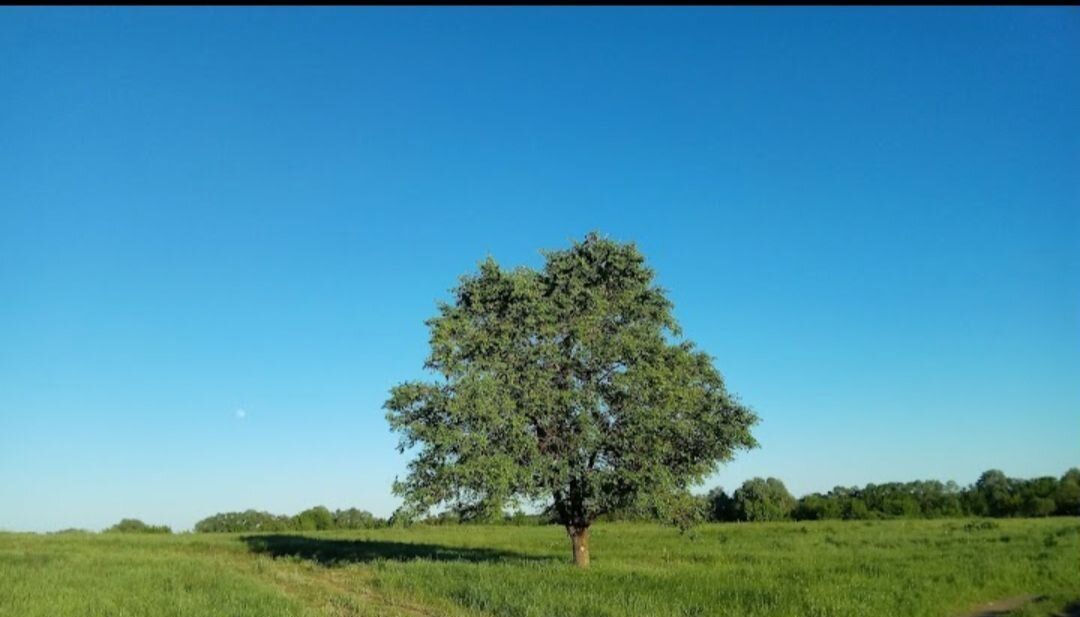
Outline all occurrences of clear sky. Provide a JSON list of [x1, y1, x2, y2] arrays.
[[1, 8, 1077, 533]]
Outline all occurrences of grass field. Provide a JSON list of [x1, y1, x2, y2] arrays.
[[1, 519, 1077, 617]]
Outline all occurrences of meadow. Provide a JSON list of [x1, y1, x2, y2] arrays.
[[1, 519, 1077, 617]]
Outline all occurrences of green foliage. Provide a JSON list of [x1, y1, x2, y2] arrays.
[[731, 477, 796, 522], [417, 508, 551, 526], [506, 510, 533, 526], [194, 507, 384, 533], [705, 487, 735, 522], [332, 507, 381, 530], [977, 469, 1019, 517], [385, 233, 758, 538], [792, 493, 841, 521], [103, 518, 172, 534], [970, 471, 1070, 519], [707, 469, 1080, 523], [1055, 468, 1080, 516], [293, 506, 334, 531], [194, 510, 294, 533]]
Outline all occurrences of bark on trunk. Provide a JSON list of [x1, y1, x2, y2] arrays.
[[569, 526, 590, 568]]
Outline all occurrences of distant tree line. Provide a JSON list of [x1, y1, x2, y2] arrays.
[[410, 508, 549, 527], [412, 468, 1080, 526], [104, 518, 172, 534], [175, 468, 1080, 533], [193, 506, 384, 533], [703, 469, 1080, 522]]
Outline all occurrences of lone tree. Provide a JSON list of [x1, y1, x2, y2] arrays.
[[385, 233, 758, 566]]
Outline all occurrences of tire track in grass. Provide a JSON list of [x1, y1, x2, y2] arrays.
[[258, 561, 435, 617], [221, 548, 450, 617]]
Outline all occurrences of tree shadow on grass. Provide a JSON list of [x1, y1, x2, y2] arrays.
[[1056, 601, 1080, 617], [242, 534, 547, 566]]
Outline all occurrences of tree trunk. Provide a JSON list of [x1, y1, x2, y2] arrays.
[[568, 525, 590, 568]]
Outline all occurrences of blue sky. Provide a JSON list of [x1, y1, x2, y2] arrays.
[[1, 8, 1077, 532]]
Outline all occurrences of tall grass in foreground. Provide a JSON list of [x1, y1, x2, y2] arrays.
[[1, 519, 1077, 617], [0, 532, 308, 617]]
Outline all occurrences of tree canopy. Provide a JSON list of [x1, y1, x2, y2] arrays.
[[385, 232, 758, 565], [702, 468, 1080, 523], [730, 477, 797, 522], [104, 519, 171, 534], [194, 507, 384, 533]]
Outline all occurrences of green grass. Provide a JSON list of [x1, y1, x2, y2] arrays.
[[1, 519, 1077, 617]]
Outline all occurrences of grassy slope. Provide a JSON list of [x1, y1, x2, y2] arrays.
[[1, 519, 1076, 617]]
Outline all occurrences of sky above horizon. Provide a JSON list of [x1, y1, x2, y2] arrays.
[[1, 8, 1077, 532]]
